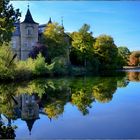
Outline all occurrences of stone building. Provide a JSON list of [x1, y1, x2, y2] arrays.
[[11, 6, 71, 61], [11, 6, 51, 60]]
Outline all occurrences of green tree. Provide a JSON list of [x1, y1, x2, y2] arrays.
[[0, 43, 16, 79], [42, 22, 68, 61], [92, 78, 117, 103], [93, 34, 118, 70], [117, 46, 130, 66], [71, 89, 94, 115], [70, 24, 95, 68], [0, 0, 21, 45]]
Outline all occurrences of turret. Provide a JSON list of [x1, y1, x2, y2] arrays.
[[20, 5, 38, 60]]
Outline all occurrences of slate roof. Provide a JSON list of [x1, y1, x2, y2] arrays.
[[21, 8, 38, 24]]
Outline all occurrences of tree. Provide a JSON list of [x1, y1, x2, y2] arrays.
[[0, 0, 21, 45], [92, 77, 117, 103], [42, 22, 68, 61], [129, 51, 140, 66], [93, 34, 118, 70], [29, 42, 48, 62], [0, 43, 16, 79], [70, 24, 95, 68], [117, 46, 130, 66], [71, 89, 94, 115]]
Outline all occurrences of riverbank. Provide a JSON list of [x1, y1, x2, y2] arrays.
[[123, 66, 140, 70]]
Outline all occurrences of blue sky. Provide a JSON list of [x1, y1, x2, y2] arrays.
[[11, 1, 140, 51]]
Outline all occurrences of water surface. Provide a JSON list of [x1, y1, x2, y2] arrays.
[[0, 71, 140, 139]]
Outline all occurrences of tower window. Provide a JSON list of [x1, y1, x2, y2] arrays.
[[27, 29, 32, 35], [26, 27, 33, 36]]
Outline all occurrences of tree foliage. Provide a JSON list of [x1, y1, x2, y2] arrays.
[[42, 22, 68, 61], [0, 43, 16, 79], [0, 0, 21, 45], [92, 78, 117, 103], [70, 24, 96, 69], [29, 42, 48, 62], [117, 46, 130, 66], [93, 35, 118, 70], [128, 51, 140, 66]]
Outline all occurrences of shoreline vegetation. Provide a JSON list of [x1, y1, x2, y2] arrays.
[[0, 0, 140, 82]]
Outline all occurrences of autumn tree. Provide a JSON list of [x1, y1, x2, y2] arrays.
[[129, 51, 140, 66], [42, 22, 68, 61], [93, 34, 118, 70], [0, 0, 21, 45]]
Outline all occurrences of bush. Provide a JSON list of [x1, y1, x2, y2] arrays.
[[15, 53, 56, 79], [33, 53, 48, 75], [51, 56, 68, 76], [15, 58, 34, 79], [0, 43, 16, 80]]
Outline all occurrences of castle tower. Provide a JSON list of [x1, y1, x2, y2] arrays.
[[20, 6, 38, 60]]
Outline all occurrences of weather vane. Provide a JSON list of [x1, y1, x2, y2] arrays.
[[61, 16, 64, 27], [27, 3, 29, 9]]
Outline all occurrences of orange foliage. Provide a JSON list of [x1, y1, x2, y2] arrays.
[[128, 51, 140, 66]]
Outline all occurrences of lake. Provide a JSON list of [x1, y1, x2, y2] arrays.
[[0, 71, 140, 139]]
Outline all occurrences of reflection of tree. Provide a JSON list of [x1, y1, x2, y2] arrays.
[[0, 84, 18, 120], [71, 89, 94, 115], [0, 124, 16, 139], [70, 77, 95, 115], [127, 72, 140, 81], [117, 76, 129, 88], [0, 76, 128, 122], [42, 84, 70, 119], [92, 78, 117, 103], [44, 101, 64, 119]]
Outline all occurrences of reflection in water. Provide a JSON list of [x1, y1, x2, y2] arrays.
[[127, 71, 140, 81], [0, 73, 132, 138], [0, 122, 16, 139], [92, 78, 117, 103]]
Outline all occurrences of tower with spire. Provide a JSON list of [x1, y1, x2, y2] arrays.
[[11, 5, 70, 60], [20, 4, 39, 60]]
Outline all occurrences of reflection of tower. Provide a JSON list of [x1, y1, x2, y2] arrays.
[[20, 94, 39, 135], [25, 119, 37, 135]]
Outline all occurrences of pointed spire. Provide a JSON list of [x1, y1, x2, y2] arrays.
[[47, 17, 52, 24], [61, 16, 64, 30], [49, 117, 52, 122], [61, 16, 64, 27], [22, 5, 38, 24], [25, 119, 36, 135]]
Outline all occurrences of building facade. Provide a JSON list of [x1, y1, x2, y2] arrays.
[[11, 7, 51, 60]]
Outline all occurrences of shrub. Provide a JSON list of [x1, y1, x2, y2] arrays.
[[33, 53, 48, 75], [0, 43, 16, 80], [51, 56, 68, 76], [15, 58, 34, 79]]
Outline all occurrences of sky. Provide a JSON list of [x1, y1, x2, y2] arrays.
[[10, 1, 140, 51]]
